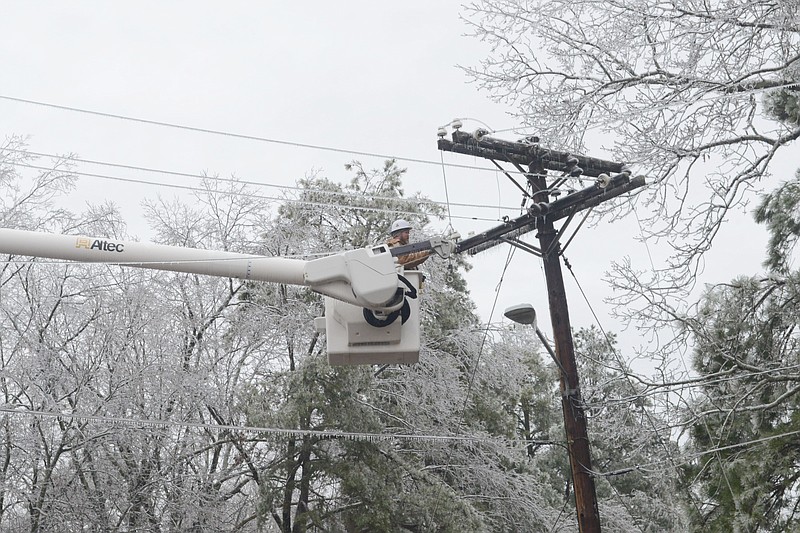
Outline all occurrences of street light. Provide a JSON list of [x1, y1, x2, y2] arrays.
[[504, 302, 601, 532], [504, 303, 567, 376]]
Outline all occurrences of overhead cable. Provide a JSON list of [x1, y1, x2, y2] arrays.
[[0, 405, 562, 447], [3, 147, 521, 212], [0, 95, 525, 175], [1, 94, 645, 181], [10, 162, 502, 223], [590, 427, 800, 478]]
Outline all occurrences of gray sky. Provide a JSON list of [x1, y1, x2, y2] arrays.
[[1, 2, 787, 364]]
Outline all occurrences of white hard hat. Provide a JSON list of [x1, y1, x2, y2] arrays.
[[390, 219, 412, 234]]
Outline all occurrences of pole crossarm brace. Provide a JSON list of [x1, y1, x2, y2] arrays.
[[454, 174, 645, 256]]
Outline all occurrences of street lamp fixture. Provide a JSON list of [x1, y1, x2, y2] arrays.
[[504, 304, 567, 375], [503, 303, 538, 326]]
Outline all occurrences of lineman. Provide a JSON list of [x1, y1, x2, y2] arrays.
[[386, 219, 431, 269]]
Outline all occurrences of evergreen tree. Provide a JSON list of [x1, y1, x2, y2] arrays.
[[682, 272, 800, 532]]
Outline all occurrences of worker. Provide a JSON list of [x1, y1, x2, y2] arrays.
[[386, 219, 431, 269]]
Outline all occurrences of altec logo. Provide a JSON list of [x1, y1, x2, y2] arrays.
[[75, 238, 125, 252]]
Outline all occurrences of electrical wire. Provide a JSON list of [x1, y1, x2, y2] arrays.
[[439, 117, 496, 132], [562, 256, 707, 517], [458, 244, 518, 429], [428, 244, 519, 522], [0, 405, 563, 447], [2, 85, 791, 519], [9, 162, 503, 223], [439, 151, 454, 230], [3, 147, 522, 213], [20, 92, 768, 448], [5, 86, 794, 155], [547, 495, 571, 533], [590, 426, 800, 478], [633, 202, 657, 271], [574, 363, 800, 430], [0, 95, 631, 182], [0, 95, 532, 176], [5, 84, 793, 462], [3, 83, 796, 192], [607, 481, 648, 533]]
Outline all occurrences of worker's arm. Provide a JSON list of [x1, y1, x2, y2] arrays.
[[397, 250, 431, 269]]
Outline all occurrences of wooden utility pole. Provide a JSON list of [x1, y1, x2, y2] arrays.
[[538, 216, 602, 532], [439, 129, 645, 533]]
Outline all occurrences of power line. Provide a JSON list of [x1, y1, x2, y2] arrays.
[[3, 147, 523, 213], [0, 405, 563, 447], [9, 162, 503, 223], [590, 427, 800, 478], [558, 256, 796, 521], [563, 256, 702, 511], [0, 95, 633, 183], [0, 95, 528, 175], [4, 84, 795, 190], [459, 245, 518, 427], [431, 246, 519, 523]]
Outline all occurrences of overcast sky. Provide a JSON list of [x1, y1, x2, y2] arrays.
[[1, 2, 787, 365]]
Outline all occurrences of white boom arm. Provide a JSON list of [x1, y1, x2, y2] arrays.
[[0, 228, 403, 312], [1, 227, 462, 366]]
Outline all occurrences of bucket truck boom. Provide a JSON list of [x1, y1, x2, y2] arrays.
[[0, 228, 458, 366]]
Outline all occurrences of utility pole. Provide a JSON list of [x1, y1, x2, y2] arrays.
[[538, 209, 602, 531], [439, 128, 645, 533]]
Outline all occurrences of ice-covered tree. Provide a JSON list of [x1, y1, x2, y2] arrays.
[[462, 0, 799, 303]]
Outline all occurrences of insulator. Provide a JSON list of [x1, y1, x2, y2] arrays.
[[528, 202, 550, 216], [437, 127, 447, 138], [473, 128, 489, 141], [451, 119, 463, 130], [596, 173, 611, 188]]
